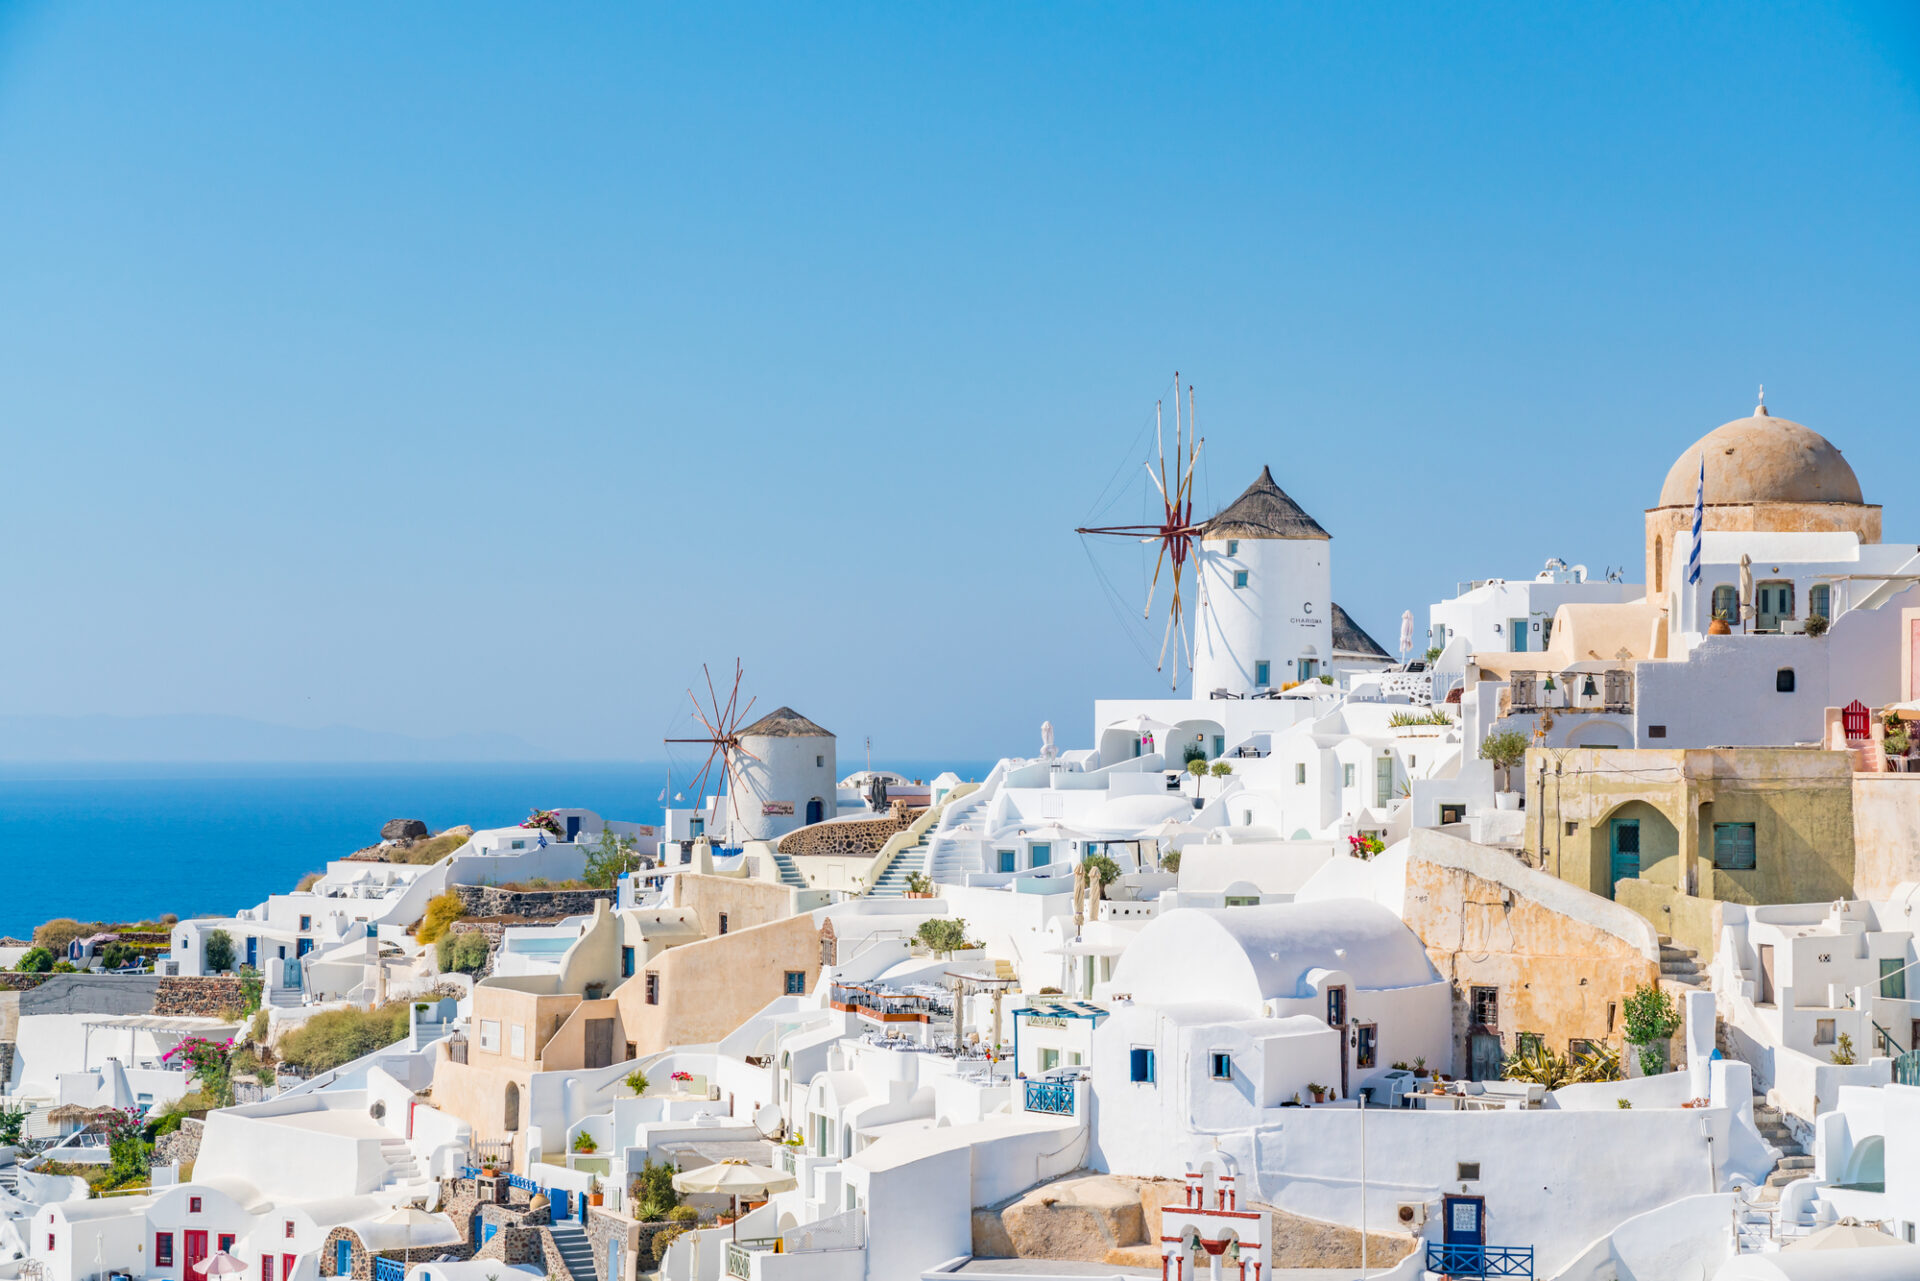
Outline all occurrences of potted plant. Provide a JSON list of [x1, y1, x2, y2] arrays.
[[572, 1131, 597, 1154], [625, 1069, 650, 1097], [1708, 609, 1733, 636], [1803, 611, 1829, 638], [1479, 730, 1529, 809], [588, 1177, 604, 1207], [904, 871, 933, 899], [1307, 1082, 1327, 1104], [1412, 1056, 1428, 1078]]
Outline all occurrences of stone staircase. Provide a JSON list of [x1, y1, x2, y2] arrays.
[[1753, 1097, 1814, 1202], [546, 1221, 598, 1281], [378, 1138, 422, 1190], [768, 849, 808, 890], [868, 844, 927, 898], [1658, 937, 1708, 992], [268, 986, 304, 1008]]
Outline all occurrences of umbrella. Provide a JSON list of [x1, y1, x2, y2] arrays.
[[1399, 610, 1414, 660], [1739, 553, 1753, 626], [200, 1252, 248, 1278], [369, 1206, 458, 1268], [1784, 1222, 1900, 1251], [672, 1160, 797, 1240], [45, 1105, 93, 1127]]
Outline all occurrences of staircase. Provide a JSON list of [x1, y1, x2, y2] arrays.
[[1658, 937, 1708, 992], [546, 1222, 598, 1281], [768, 849, 808, 890], [868, 844, 927, 898], [1753, 1097, 1814, 1202], [377, 1138, 422, 1190], [268, 986, 303, 1008]]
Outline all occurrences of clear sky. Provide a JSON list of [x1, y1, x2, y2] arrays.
[[3, 3, 1917, 761]]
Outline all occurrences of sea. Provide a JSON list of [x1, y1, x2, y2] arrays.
[[0, 760, 991, 937]]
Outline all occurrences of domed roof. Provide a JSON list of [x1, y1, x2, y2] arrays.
[[1655, 403, 1863, 508]]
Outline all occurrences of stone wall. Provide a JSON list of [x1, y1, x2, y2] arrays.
[[0, 974, 50, 992], [455, 886, 617, 921], [154, 976, 248, 1018], [776, 802, 922, 857], [154, 1117, 204, 1168]]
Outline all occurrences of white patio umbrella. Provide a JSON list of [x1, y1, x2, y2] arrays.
[[1784, 1221, 1900, 1251], [1399, 610, 1414, 660], [200, 1252, 248, 1279], [672, 1160, 797, 1240], [367, 1206, 459, 1267]]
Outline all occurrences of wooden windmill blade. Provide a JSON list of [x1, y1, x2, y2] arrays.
[[663, 659, 761, 835]]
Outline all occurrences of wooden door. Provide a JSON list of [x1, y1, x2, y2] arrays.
[[184, 1231, 209, 1276], [1326, 986, 1347, 1097], [1470, 1033, 1504, 1082], [584, 1018, 615, 1070], [1759, 945, 1776, 1006], [1442, 1195, 1486, 1247], [1609, 820, 1641, 895]]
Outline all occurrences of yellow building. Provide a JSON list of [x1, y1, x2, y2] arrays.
[[1526, 746, 1856, 956]]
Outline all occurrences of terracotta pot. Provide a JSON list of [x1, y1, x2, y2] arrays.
[[588, 1192, 603, 1207], [1708, 618, 1732, 635]]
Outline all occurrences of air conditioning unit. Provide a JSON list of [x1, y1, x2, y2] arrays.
[[1396, 1202, 1428, 1228]]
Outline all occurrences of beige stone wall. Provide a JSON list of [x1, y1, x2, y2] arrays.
[[615, 915, 821, 1057], [1529, 747, 1856, 954], [775, 803, 921, 857], [1853, 775, 1920, 900], [1405, 833, 1659, 1074], [671, 873, 794, 937]]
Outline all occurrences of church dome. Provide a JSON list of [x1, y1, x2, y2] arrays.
[[1655, 404, 1863, 508]]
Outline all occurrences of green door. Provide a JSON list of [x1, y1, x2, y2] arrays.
[[1609, 819, 1641, 896]]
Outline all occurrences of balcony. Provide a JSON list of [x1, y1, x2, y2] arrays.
[[828, 982, 952, 1024], [1023, 1079, 1076, 1116], [1506, 669, 1631, 716], [1427, 1242, 1534, 1278]]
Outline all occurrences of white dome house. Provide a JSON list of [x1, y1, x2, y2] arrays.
[[1193, 467, 1389, 697]]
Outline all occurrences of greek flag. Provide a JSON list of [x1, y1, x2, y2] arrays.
[[536, 833, 549, 849], [1685, 454, 1704, 586]]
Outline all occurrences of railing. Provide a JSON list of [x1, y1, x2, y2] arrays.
[[1024, 1079, 1075, 1116], [1426, 1243, 1534, 1278], [725, 1238, 781, 1278], [372, 1257, 405, 1281]]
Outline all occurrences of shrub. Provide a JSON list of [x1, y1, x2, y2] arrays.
[[1388, 709, 1453, 728], [1803, 611, 1829, 638], [625, 1070, 650, 1097], [275, 1001, 413, 1075], [584, 829, 641, 889], [905, 871, 933, 896], [1622, 985, 1681, 1077], [1424, 646, 1443, 663], [1181, 743, 1207, 765], [1831, 1032, 1857, 1066], [1160, 849, 1182, 874], [915, 918, 971, 957], [437, 930, 489, 974], [162, 1036, 238, 1108], [203, 929, 236, 974], [51, 960, 78, 973], [631, 1158, 679, 1220], [1210, 760, 1233, 777], [0, 1101, 28, 1146], [32, 918, 95, 955], [14, 947, 54, 973], [1081, 853, 1122, 887], [295, 872, 324, 892], [1185, 758, 1209, 779], [1478, 730, 1530, 791], [415, 892, 467, 945]]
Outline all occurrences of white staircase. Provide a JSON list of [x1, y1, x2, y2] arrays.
[[378, 1138, 422, 1190]]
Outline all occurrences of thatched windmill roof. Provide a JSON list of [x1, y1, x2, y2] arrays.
[[1201, 467, 1330, 541], [1331, 604, 1391, 659], [739, 707, 834, 739]]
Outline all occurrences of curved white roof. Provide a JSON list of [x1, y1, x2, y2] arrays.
[[1108, 900, 1438, 1011], [1074, 793, 1196, 838]]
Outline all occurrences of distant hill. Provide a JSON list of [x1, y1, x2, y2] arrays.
[[0, 714, 553, 762]]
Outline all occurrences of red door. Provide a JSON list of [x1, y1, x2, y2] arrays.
[[284, 1254, 298, 1281], [184, 1231, 209, 1276]]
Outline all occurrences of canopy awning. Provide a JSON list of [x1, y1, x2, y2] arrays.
[[81, 1015, 240, 1033]]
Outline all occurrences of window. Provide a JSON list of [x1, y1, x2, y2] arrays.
[[1882, 959, 1908, 1000], [1711, 584, 1737, 622], [1255, 660, 1271, 687], [1295, 763, 1306, 785], [285, 1222, 295, 1240], [219, 1236, 236, 1255], [1343, 763, 1355, 788], [784, 970, 806, 995], [1810, 584, 1831, 620], [1226, 540, 1239, 555], [718, 913, 730, 936], [645, 973, 660, 1005], [998, 849, 1016, 873], [1777, 668, 1795, 693], [509, 1024, 525, 1059], [1565, 820, 1578, 836], [621, 946, 634, 978], [1223, 895, 1260, 907], [478, 1021, 499, 1052], [512, 839, 526, 850], [1541, 619, 1554, 650], [1355, 1024, 1377, 1068], [1326, 987, 1346, 1027], [1569, 1038, 1601, 1061], [1040, 1048, 1060, 1072], [262, 1258, 275, 1281], [1713, 823, 1757, 870], [1470, 986, 1498, 1028], [1815, 1019, 1836, 1045], [1129, 1047, 1156, 1082], [816, 754, 824, 767], [1233, 570, 1249, 589], [1210, 1052, 1233, 1080], [298, 916, 310, 932], [1515, 1032, 1543, 1057], [156, 1235, 175, 1267], [190, 1197, 203, 1213], [1457, 1162, 1481, 1182], [1647, 725, 1667, 739], [1509, 619, 1528, 653], [1030, 842, 1052, 867], [1440, 804, 1464, 824]]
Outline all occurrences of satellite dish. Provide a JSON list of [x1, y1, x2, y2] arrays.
[[754, 1102, 782, 1135]]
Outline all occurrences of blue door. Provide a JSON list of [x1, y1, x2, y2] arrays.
[[1443, 1195, 1485, 1248], [1609, 820, 1641, 897], [246, 936, 258, 969], [566, 816, 581, 842], [1030, 843, 1051, 867], [333, 1239, 351, 1276]]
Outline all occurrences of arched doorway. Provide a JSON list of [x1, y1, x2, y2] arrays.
[[1595, 801, 1678, 898], [806, 797, 824, 825], [1843, 1135, 1885, 1189], [503, 1081, 520, 1133]]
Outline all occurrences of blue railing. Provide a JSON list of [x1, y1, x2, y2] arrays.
[[1024, 1079, 1075, 1116], [508, 1173, 538, 1193], [1427, 1243, 1533, 1278], [373, 1256, 405, 1281]]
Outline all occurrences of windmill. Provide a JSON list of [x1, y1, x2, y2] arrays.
[[663, 660, 763, 846], [1076, 374, 1206, 688]]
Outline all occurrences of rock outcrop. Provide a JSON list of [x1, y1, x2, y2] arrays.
[[383, 819, 431, 842]]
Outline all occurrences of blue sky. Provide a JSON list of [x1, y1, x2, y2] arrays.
[[2, 3, 1917, 761]]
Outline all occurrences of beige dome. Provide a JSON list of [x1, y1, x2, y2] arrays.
[[1656, 407, 1863, 508]]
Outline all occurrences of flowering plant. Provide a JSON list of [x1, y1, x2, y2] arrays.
[[1347, 834, 1385, 860], [162, 1035, 237, 1108], [670, 1071, 692, 1082], [521, 810, 564, 836]]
